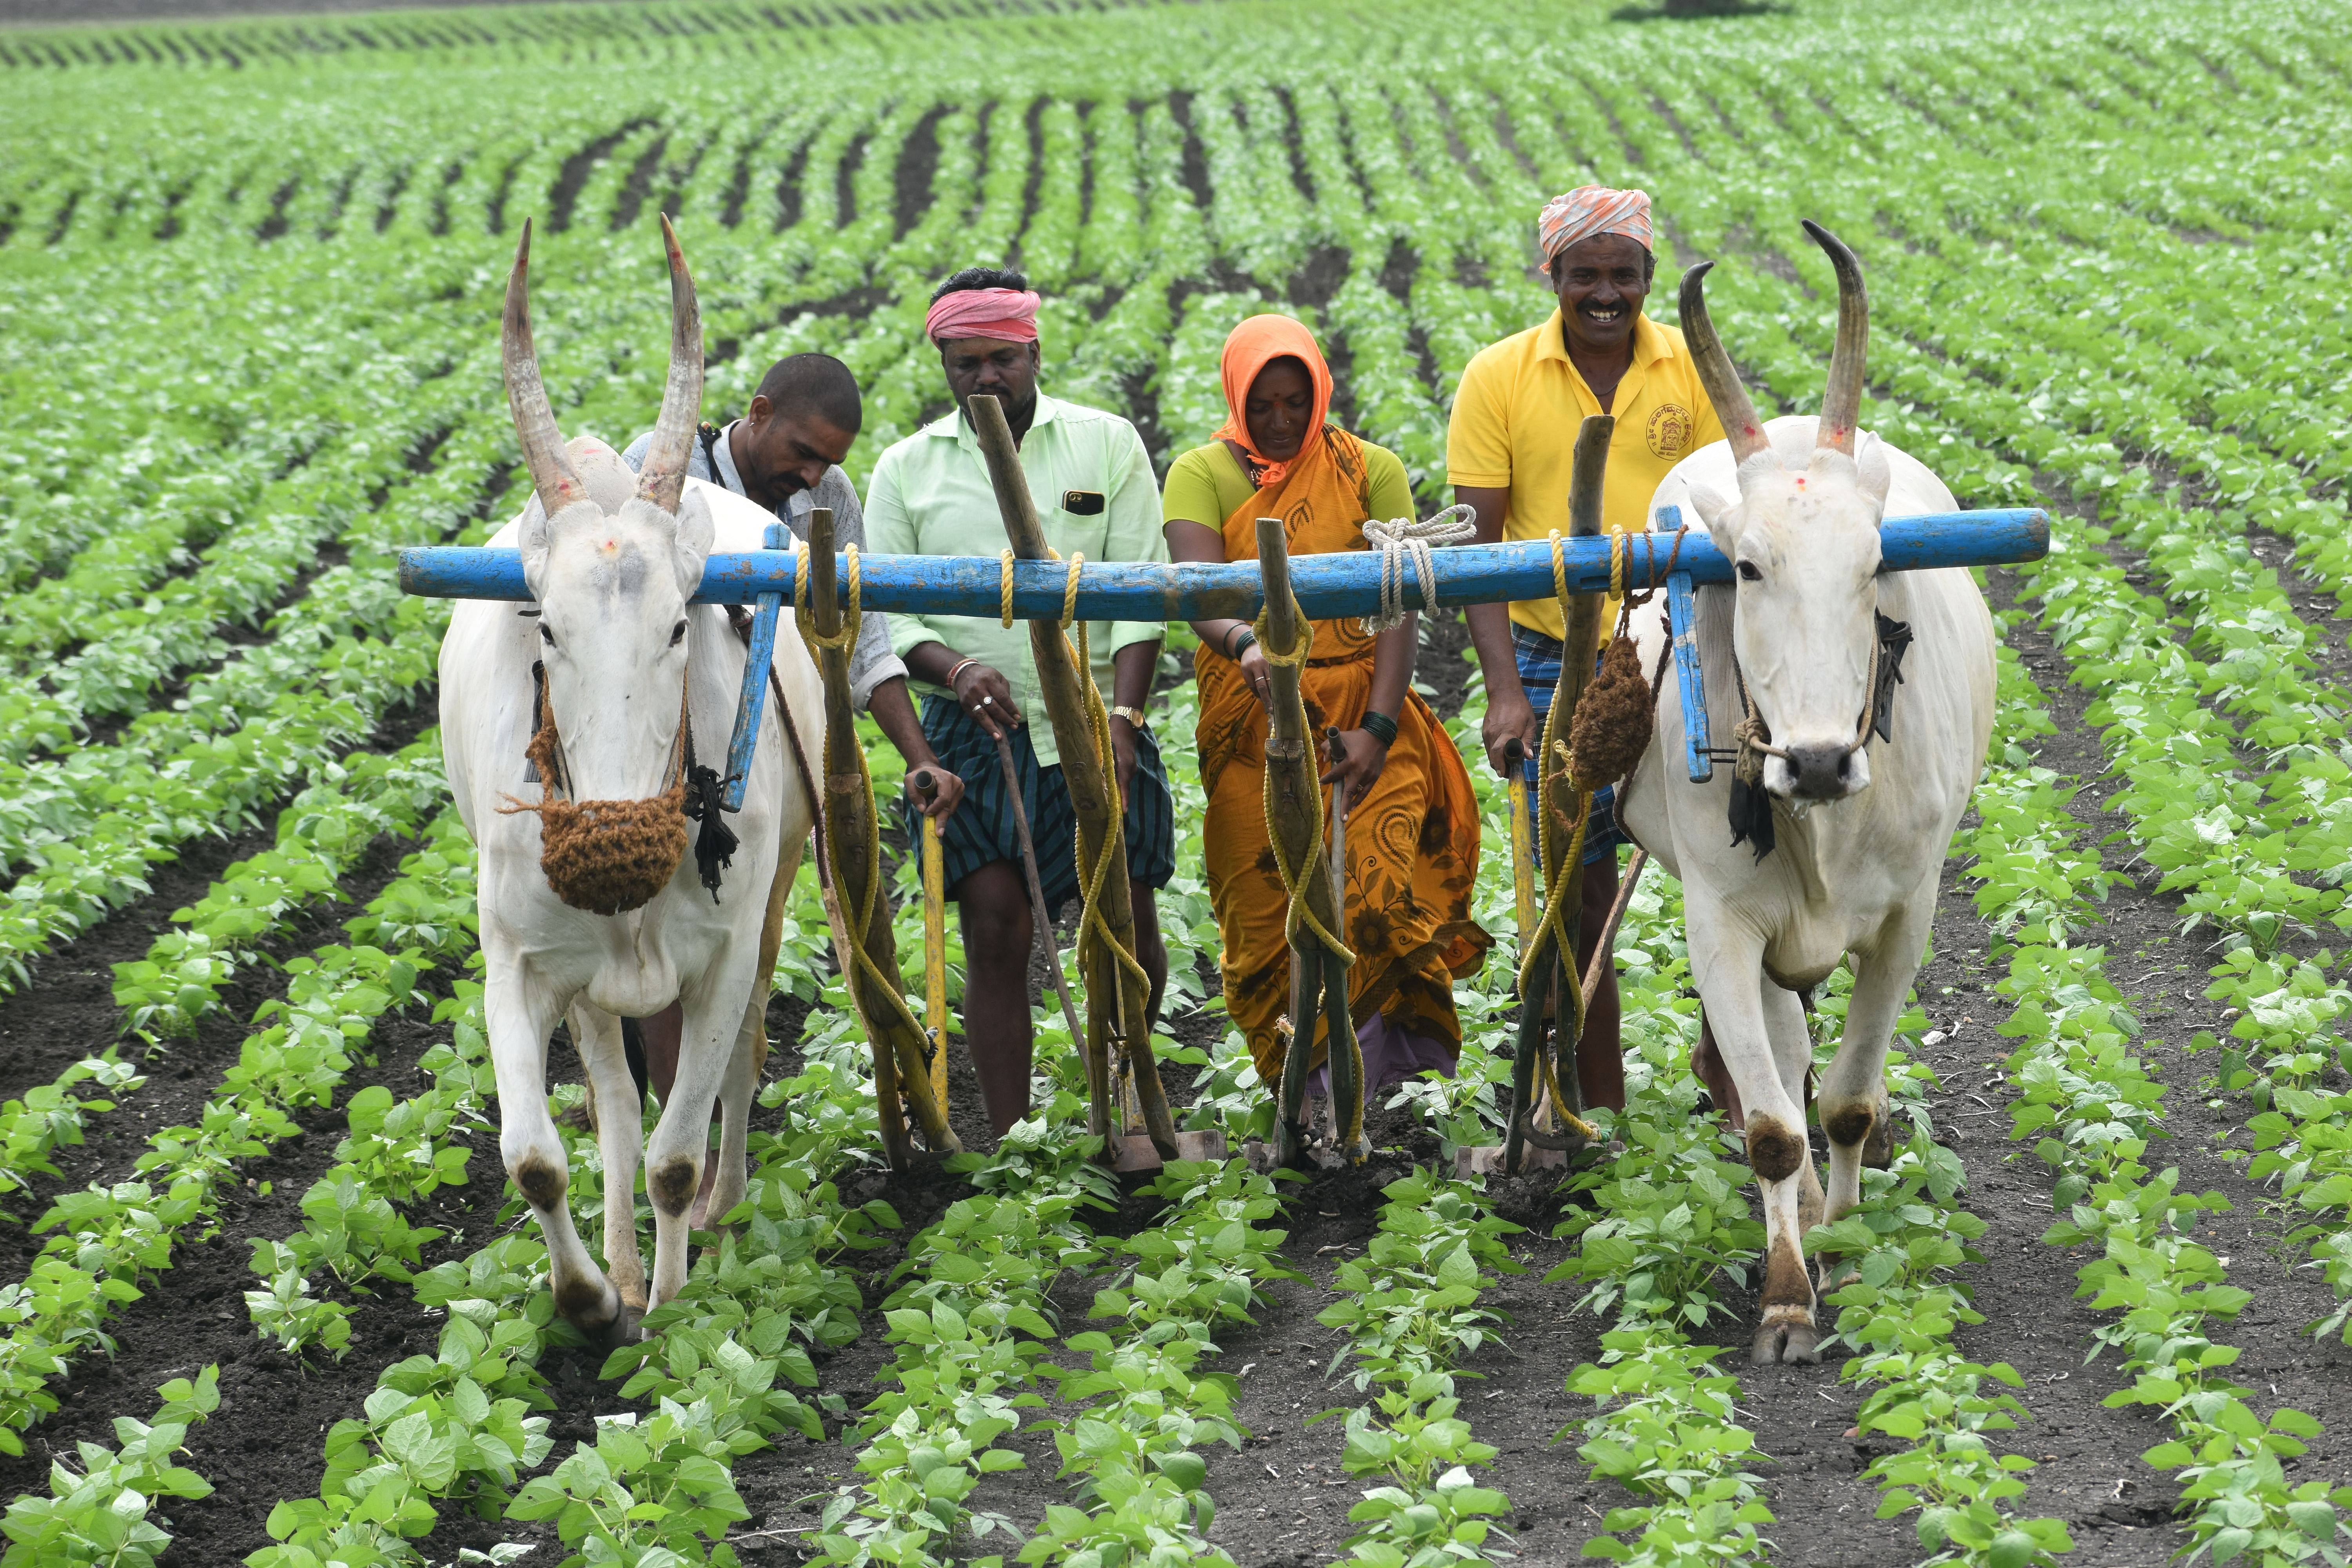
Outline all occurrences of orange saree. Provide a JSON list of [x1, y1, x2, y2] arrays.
[[1197, 426, 1490, 1089]]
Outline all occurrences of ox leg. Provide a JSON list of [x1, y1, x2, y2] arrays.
[[1819, 897, 1931, 1255], [644, 952, 758, 1310], [693, 850, 789, 1234], [1759, 982, 1826, 1250], [698, 1020, 758, 1233], [569, 1004, 649, 1327], [486, 965, 621, 1342], [1687, 914, 1818, 1366]]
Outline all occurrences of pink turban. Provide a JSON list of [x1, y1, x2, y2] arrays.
[[925, 286, 1041, 344], [1537, 186, 1654, 264]]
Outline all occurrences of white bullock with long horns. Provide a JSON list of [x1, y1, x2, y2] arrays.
[[1621, 222, 1996, 1364], [440, 216, 822, 1343]]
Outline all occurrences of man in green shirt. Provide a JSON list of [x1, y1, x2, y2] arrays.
[[864, 266, 1173, 1136]]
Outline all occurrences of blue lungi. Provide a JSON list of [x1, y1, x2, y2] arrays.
[[901, 694, 1176, 913], [1514, 623, 1621, 868]]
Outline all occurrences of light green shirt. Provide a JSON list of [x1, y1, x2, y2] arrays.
[[864, 393, 1168, 768]]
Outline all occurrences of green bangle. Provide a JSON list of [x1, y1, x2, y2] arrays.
[[1225, 625, 1258, 660], [1361, 710, 1399, 748]]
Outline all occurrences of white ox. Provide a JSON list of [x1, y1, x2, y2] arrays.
[[441, 218, 821, 1343], [1620, 223, 1996, 1364]]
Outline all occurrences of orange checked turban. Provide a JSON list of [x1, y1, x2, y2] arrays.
[[1538, 186, 1654, 263]]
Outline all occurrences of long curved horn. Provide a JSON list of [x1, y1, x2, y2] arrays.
[[1677, 260, 1771, 468], [1802, 219, 1867, 457], [503, 218, 590, 518], [634, 213, 704, 515]]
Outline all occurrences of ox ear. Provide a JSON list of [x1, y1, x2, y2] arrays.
[[1684, 481, 1737, 546], [1856, 434, 1893, 517], [671, 486, 715, 600], [519, 493, 553, 602]]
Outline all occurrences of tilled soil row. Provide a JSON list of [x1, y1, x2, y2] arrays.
[[0, 691, 442, 1281]]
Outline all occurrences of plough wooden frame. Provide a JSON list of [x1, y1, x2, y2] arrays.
[[400, 501, 2048, 1172]]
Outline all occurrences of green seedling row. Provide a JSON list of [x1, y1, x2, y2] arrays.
[[0, 802, 477, 1455]]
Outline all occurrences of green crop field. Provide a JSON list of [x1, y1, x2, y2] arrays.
[[2, 0, 2350, 1564]]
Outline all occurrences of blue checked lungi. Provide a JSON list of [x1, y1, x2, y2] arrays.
[[901, 694, 1176, 912], [1514, 623, 1620, 868]]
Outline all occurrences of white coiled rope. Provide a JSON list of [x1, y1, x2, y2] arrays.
[[1360, 502, 1477, 635]]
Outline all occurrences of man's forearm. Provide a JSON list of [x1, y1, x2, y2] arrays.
[[902, 639, 963, 687], [866, 677, 939, 768], [1112, 641, 1161, 713], [1466, 602, 1526, 704]]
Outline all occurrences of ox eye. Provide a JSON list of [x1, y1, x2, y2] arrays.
[[539, 622, 555, 645], [1736, 561, 1763, 583], [670, 619, 688, 646]]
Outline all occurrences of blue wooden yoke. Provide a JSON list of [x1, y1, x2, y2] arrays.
[[399, 509, 2047, 618], [1654, 504, 1714, 785], [403, 508, 2047, 809]]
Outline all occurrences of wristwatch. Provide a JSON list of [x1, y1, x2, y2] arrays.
[[1110, 705, 1150, 731]]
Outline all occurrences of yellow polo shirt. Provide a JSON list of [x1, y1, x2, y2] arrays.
[[1446, 311, 1724, 644]]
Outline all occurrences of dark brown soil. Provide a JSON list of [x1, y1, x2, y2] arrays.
[[0, 691, 440, 1263]]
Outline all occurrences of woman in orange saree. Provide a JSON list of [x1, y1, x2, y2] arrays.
[[1161, 314, 1489, 1113]]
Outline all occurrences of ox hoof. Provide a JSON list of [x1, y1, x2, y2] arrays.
[[1751, 1321, 1823, 1365], [556, 1276, 638, 1348], [605, 1300, 646, 1348]]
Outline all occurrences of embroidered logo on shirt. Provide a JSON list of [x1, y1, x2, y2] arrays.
[[1646, 403, 1694, 459]]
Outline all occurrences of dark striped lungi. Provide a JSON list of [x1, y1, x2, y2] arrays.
[[901, 694, 1176, 913], [1514, 623, 1620, 868]]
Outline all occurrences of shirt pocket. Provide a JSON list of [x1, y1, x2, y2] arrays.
[[1051, 490, 1112, 559]]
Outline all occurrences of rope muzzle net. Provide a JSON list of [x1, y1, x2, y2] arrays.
[[501, 666, 694, 916]]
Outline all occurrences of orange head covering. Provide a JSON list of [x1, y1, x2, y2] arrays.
[[1211, 314, 1333, 488]]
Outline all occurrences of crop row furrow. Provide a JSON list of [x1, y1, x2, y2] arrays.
[[1957, 633, 2352, 1561], [0, 799, 478, 1454]]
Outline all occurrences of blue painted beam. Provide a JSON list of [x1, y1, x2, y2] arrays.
[[720, 521, 788, 813], [399, 508, 2047, 619]]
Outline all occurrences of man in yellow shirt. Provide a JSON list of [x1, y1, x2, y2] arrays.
[[1446, 185, 1725, 1114]]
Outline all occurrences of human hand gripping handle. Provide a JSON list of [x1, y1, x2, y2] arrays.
[[907, 763, 965, 822], [1319, 719, 1389, 812], [1482, 684, 1540, 779]]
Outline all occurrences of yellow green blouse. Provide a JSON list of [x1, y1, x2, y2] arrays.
[[1160, 435, 1417, 544]]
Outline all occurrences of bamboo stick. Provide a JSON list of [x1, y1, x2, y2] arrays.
[[916, 774, 952, 1115], [1506, 415, 1613, 1174], [964, 395, 1178, 1160], [808, 508, 959, 1163], [1257, 517, 1354, 1165]]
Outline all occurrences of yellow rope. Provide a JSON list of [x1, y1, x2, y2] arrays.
[[793, 542, 864, 655], [1517, 530, 1599, 1145], [1062, 606, 1152, 1079], [1253, 604, 1354, 964], [789, 544, 946, 1137], [992, 544, 1150, 1091], [1251, 591, 1364, 1143]]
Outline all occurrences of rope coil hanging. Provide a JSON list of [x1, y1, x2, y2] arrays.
[[1359, 502, 1477, 635]]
